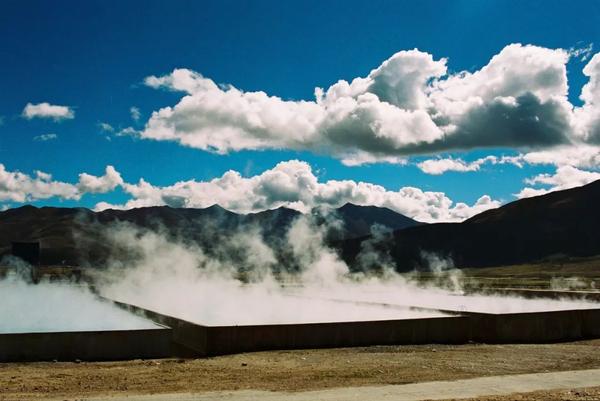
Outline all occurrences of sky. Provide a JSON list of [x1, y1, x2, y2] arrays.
[[1, 0, 599, 222]]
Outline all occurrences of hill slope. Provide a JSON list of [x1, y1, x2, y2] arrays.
[[341, 179, 600, 270]]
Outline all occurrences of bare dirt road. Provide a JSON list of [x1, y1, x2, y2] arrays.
[[2, 340, 600, 400]]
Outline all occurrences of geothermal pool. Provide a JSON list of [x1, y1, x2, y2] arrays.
[[102, 280, 600, 327], [109, 291, 450, 326], [0, 276, 160, 333], [308, 286, 600, 314], [6, 273, 600, 332]]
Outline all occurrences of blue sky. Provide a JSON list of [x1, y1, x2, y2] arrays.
[[1, 0, 599, 221]]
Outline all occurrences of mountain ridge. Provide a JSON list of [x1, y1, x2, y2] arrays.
[[341, 179, 600, 270], [0, 203, 421, 266]]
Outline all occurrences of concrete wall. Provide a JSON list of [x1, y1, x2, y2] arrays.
[[204, 317, 470, 356], [0, 328, 173, 362], [107, 298, 209, 355], [467, 309, 600, 343]]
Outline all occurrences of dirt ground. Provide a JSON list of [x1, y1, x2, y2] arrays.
[[2, 339, 600, 400]]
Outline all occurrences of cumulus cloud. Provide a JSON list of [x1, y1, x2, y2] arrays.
[[77, 166, 123, 193], [0, 164, 122, 203], [518, 145, 600, 169], [0, 158, 499, 223], [574, 53, 600, 143], [137, 44, 599, 164], [0, 166, 78, 202], [95, 160, 500, 223], [33, 133, 58, 141], [515, 165, 600, 199], [22, 102, 74, 121]]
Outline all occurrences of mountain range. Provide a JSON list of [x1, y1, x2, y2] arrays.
[[1, 179, 599, 270], [0, 202, 420, 267]]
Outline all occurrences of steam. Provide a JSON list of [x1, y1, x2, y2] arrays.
[[95, 215, 451, 325], [2, 210, 600, 332], [0, 274, 158, 333], [419, 251, 465, 294], [93, 213, 600, 326], [551, 276, 596, 291]]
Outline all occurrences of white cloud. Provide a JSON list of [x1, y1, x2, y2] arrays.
[[116, 127, 138, 136], [0, 164, 122, 203], [417, 157, 489, 175], [130, 106, 141, 122], [95, 160, 500, 223], [519, 145, 600, 169], [514, 187, 550, 199], [22, 102, 74, 121], [33, 133, 58, 141], [0, 165, 78, 202], [569, 43, 594, 62], [417, 155, 523, 175], [138, 44, 597, 164], [99, 122, 114, 132], [574, 53, 600, 143], [341, 153, 407, 167], [77, 166, 123, 193], [98, 123, 137, 137], [0, 160, 499, 223], [516, 165, 600, 199], [525, 165, 600, 188]]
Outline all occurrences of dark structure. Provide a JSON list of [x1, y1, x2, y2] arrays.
[[11, 241, 40, 266]]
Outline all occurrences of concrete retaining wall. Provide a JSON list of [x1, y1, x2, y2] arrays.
[[0, 328, 174, 362], [467, 309, 600, 343], [205, 316, 470, 356]]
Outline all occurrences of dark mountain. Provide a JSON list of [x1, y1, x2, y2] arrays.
[[334, 203, 422, 239], [341, 179, 600, 271], [0, 203, 420, 267]]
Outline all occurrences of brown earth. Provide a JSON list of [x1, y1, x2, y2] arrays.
[[2, 340, 600, 400]]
